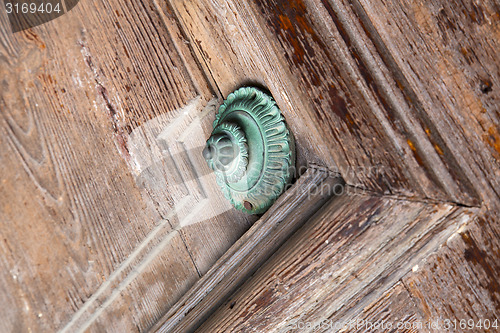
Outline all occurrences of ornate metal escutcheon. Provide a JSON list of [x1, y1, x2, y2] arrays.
[[202, 87, 296, 214]]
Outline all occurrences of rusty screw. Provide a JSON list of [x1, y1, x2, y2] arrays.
[[243, 200, 253, 210]]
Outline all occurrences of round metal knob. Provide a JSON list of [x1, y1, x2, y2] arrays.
[[203, 87, 295, 214], [203, 122, 248, 183]]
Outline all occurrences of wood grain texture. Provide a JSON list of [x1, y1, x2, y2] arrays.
[[350, 0, 500, 209], [197, 192, 475, 332], [168, 0, 481, 205], [0, 0, 254, 331], [332, 0, 500, 328], [152, 166, 343, 333], [401, 209, 500, 332], [343, 213, 500, 333], [351, 282, 432, 333], [164, 0, 499, 331], [347, 209, 500, 333], [2, 0, 499, 330]]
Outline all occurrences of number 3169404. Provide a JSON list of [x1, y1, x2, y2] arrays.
[[5, 2, 61, 14]]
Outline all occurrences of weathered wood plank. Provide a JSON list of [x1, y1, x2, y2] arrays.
[[343, 212, 500, 333], [196, 192, 474, 332], [0, 10, 190, 330], [166, 0, 339, 170], [58, 231, 200, 333], [163, 2, 500, 329], [152, 167, 343, 333], [148, 0, 498, 331], [401, 209, 500, 331], [2, 0, 499, 331], [0, 0, 254, 331], [167, 0, 480, 204], [350, 282, 430, 333], [329, 1, 500, 325], [350, 0, 500, 208]]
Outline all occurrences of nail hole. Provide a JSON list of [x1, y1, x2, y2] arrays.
[[480, 80, 493, 94]]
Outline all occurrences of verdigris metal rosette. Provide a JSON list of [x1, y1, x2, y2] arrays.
[[202, 87, 295, 214]]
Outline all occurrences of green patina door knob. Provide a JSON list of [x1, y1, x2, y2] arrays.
[[203, 87, 295, 214]]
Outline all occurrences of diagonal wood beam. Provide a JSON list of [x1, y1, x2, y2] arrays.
[[150, 166, 343, 332], [196, 192, 475, 332]]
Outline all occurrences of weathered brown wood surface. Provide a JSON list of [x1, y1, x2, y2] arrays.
[[197, 193, 497, 332], [152, 167, 342, 333], [0, 1, 255, 332], [158, 0, 499, 331], [168, 0, 491, 205], [1, 0, 499, 331]]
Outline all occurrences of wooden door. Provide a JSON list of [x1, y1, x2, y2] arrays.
[[1, 0, 499, 332]]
